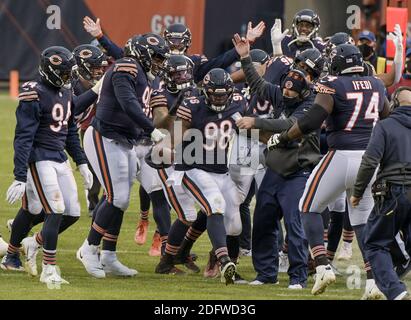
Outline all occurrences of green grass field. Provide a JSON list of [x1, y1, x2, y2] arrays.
[[0, 94, 409, 300]]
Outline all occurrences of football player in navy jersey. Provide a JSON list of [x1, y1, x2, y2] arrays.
[[160, 68, 247, 284], [270, 10, 325, 59], [72, 44, 108, 218], [76, 34, 168, 279], [12, 44, 109, 278], [147, 54, 205, 274], [2, 46, 98, 285], [270, 44, 390, 298]]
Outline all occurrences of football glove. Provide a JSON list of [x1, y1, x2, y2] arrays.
[[271, 19, 289, 56], [150, 128, 166, 143], [388, 24, 403, 84], [78, 164, 93, 190], [6, 180, 26, 205]]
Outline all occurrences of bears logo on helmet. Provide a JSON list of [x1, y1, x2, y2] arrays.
[[49, 55, 63, 65], [79, 49, 93, 59], [147, 36, 160, 46]]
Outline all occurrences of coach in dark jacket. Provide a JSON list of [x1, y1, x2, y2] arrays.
[[350, 87, 411, 300], [233, 34, 321, 287]]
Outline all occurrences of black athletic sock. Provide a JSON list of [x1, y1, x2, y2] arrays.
[[165, 219, 189, 257], [92, 196, 105, 223], [302, 212, 328, 266], [321, 209, 330, 243], [9, 208, 36, 248], [327, 211, 343, 261], [30, 210, 45, 228], [139, 185, 151, 213], [149, 190, 171, 237], [58, 216, 79, 234], [87, 200, 119, 246], [207, 214, 229, 263], [102, 209, 124, 251], [41, 213, 62, 265], [226, 235, 240, 263], [176, 212, 206, 259]]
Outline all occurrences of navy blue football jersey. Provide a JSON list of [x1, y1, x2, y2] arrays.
[[13, 79, 88, 182], [92, 57, 154, 145], [175, 93, 247, 173], [246, 56, 292, 118], [150, 85, 200, 116], [71, 78, 98, 131], [315, 75, 386, 150], [281, 35, 325, 59]]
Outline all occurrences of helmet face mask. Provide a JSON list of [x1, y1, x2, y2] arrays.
[[124, 34, 169, 78], [292, 9, 320, 42], [39, 46, 75, 88], [164, 23, 192, 55], [202, 68, 234, 113], [167, 36, 190, 54], [205, 88, 233, 112], [170, 68, 193, 90], [150, 55, 167, 77], [73, 44, 107, 85], [164, 55, 194, 92]]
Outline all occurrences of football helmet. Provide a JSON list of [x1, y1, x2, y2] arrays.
[[163, 54, 194, 92], [124, 33, 169, 78], [73, 44, 107, 85], [39, 46, 75, 88], [292, 9, 320, 42], [163, 23, 192, 55], [294, 48, 325, 80], [329, 44, 364, 76], [202, 68, 234, 112]]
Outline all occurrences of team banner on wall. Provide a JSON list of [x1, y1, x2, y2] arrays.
[[85, 0, 206, 55], [0, 0, 206, 80]]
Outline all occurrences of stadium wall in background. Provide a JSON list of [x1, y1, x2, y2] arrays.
[[0, 0, 401, 81]]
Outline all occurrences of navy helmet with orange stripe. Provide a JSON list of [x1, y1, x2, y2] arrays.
[[39, 46, 75, 88], [124, 33, 169, 80], [163, 54, 194, 92], [329, 44, 364, 76], [202, 68, 234, 112], [163, 23, 192, 55], [73, 44, 108, 85]]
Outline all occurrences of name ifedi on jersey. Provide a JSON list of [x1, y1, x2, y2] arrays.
[[352, 80, 373, 90]]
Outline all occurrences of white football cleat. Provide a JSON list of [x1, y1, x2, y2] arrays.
[[40, 264, 69, 288], [311, 264, 336, 295], [0, 235, 8, 257], [249, 279, 279, 285], [288, 284, 303, 290], [6, 219, 14, 233], [22, 236, 40, 276], [76, 239, 105, 278], [278, 251, 289, 273], [361, 279, 385, 300], [239, 248, 252, 257], [337, 242, 352, 261], [100, 250, 137, 277]]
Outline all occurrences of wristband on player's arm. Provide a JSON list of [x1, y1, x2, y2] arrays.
[[297, 103, 329, 135]]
